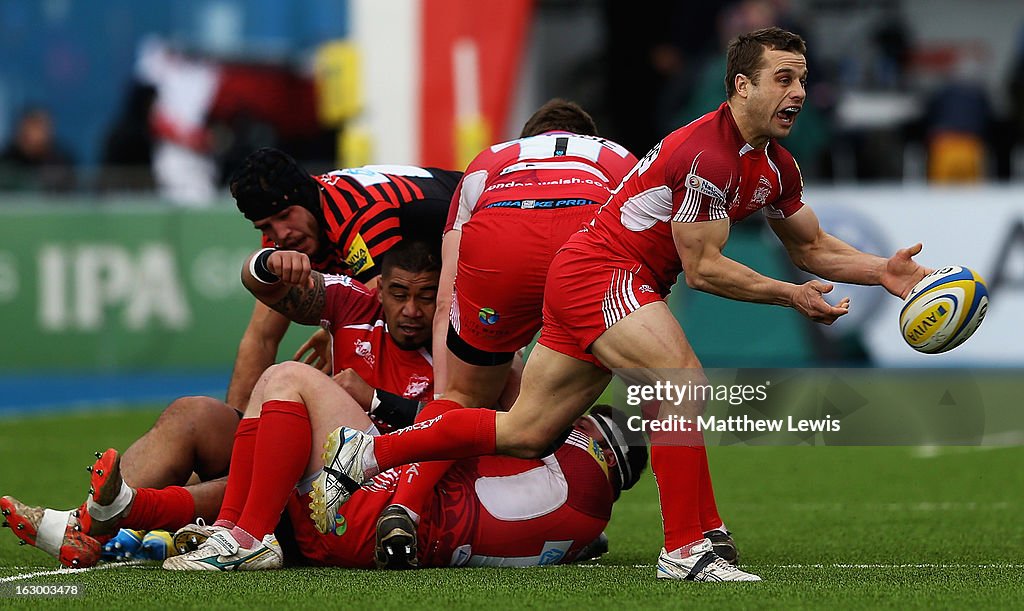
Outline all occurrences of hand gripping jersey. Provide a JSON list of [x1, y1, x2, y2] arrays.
[[262, 165, 461, 280], [321, 274, 433, 432], [571, 102, 805, 294], [287, 428, 614, 568]]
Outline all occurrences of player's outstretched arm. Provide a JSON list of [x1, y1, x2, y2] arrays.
[[672, 218, 849, 325], [241, 248, 325, 325], [768, 207, 931, 298]]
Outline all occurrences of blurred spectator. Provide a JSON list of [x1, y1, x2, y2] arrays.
[[923, 55, 994, 183], [97, 81, 158, 193], [833, 11, 916, 181], [1007, 23, 1024, 177], [0, 106, 76, 192], [135, 37, 221, 205], [603, 0, 730, 156]]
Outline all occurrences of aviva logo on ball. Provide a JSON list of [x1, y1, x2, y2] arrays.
[[899, 266, 988, 354]]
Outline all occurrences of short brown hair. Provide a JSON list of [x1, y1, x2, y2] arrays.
[[725, 27, 807, 98], [519, 98, 598, 138]]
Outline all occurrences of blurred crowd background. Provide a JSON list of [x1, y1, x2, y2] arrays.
[[4, 0, 1024, 200], [1, 0, 1022, 397]]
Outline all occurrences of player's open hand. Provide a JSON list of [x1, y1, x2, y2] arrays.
[[268, 250, 314, 287], [791, 280, 850, 325], [880, 243, 932, 299], [293, 327, 333, 374]]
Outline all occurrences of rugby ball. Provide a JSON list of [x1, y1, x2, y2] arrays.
[[898, 266, 988, 354]]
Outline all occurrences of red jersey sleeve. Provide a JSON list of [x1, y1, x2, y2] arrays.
[[321, 275, 378, 329], [764, 144, 805, 219], [557, 431, 614, 522], [663, 141, 731, 224], [445, 161, 490, 233]]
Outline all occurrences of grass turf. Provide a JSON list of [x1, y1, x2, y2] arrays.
[[1, 407, 1022, 609]]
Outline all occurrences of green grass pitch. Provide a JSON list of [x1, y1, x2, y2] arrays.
[[1, 406, 1022, 609]]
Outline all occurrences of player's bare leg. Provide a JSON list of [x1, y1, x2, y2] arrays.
[[443, 354, 513, 410], [590, 302, 759, 581], [492, 345, 612, 457], [168, 362, 373, 571], [247, 361, 374, 478], [121, 395, 240, 487]]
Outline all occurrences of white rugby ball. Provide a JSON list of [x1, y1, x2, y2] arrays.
[[898, 266, 988, 354]]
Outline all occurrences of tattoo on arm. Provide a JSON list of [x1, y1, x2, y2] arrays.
[[269, 272, 326, 325]]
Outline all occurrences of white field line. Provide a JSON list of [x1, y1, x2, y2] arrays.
[[0, 560, 144, 582], [913, 433, 1024, 458]]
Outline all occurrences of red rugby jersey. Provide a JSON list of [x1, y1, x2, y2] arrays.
[[420, 428, 614, 567], [304, 428, 614, 569], [321, 274, 433, 432], [572, 102, 805, 293], [445, 131, 637, 232]]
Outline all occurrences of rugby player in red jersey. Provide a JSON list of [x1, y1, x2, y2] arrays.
[[0, 242, 442, 567], [311, 27, 933, 582], [367, 100, 650, 568], [156, 357, 645, 570]]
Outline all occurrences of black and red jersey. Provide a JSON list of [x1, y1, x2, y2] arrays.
[[260, 165, 461, 281]]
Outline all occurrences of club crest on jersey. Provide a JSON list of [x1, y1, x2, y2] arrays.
[[685, 173, 726, 202], [354, 339, 375, 366], [403, 374, 431, 399], [751, 175, 772, 206]]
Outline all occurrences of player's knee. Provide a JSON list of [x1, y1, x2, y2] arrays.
[[161, 395, 233, 428], [261, 360, 315, 388], [502, 427, 561, 459], [248, 361, 319, 417]]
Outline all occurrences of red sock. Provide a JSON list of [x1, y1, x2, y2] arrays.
[[387, 399, 463, 516], [391, 460, 453, 519], [697, 446, 724, 532], [122, 486, 195, 530], [235, 400, 311, 540], [651, 445, 705, 553], [216, 417, 259, 525], [373, 405, 496, 471]]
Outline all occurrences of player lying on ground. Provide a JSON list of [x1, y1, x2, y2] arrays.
[[5, 361, 646, 571], [307, 27, 934, 583], [0, 243, 443, 567]]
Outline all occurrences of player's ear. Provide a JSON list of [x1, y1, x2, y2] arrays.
[[735, 73, 751, 98]]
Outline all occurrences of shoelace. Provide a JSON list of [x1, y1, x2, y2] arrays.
[[705, 555, 743, 575]]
